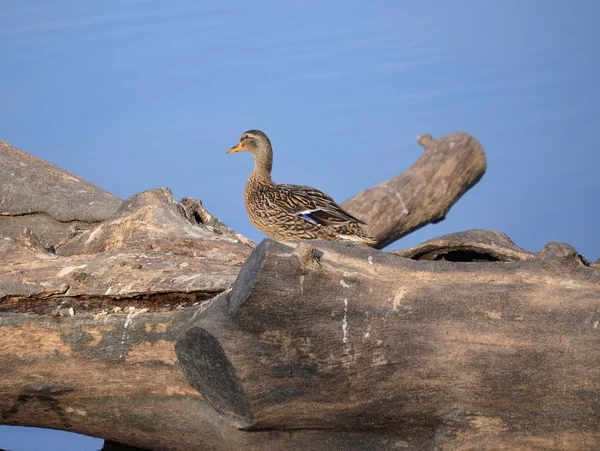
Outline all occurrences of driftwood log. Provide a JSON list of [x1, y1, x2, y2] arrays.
[[342, 132, 486, 248], [177, 239, 599, 436], [1, 135, 599, 450]]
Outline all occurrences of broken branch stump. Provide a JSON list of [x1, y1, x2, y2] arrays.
[[342, 133, 487, 248]]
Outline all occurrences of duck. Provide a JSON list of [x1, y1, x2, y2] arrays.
[[226, 130, 376, 246]]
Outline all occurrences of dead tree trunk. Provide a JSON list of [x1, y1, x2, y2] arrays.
[[2, 135, 599, 450]]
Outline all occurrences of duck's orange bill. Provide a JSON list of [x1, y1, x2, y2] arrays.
[[227, 143, 245, 154]]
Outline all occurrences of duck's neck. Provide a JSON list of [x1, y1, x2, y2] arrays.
[[249, 151, 273, 184]]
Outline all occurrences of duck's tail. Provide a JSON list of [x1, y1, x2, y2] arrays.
[[337, 223, 378, 247]]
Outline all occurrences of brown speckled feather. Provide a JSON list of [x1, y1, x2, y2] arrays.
[[269, 184, 366, 225]]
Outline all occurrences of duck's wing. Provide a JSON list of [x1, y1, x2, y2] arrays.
[[271, 184, 366, 226]]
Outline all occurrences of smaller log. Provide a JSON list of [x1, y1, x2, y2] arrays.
[[342, 133, 486, 248]]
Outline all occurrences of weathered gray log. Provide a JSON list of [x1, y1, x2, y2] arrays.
[[176, 237, 600, 449], [0, 140, 123, 250], [342, 133, 487, 248]]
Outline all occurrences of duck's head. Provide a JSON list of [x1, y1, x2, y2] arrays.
[[227, 130, 272, 156], [227, 130, 273, 173]]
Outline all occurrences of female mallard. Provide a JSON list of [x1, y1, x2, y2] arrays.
[[227, 130, 376, 246]]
